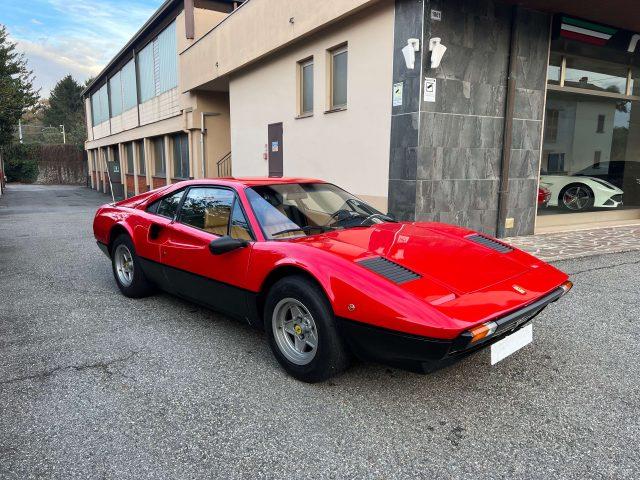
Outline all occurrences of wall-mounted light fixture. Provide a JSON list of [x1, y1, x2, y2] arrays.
[[429, 37, 447, 69], [402, 38, 420, 69]]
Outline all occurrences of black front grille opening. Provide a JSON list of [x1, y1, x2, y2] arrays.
[[357, 256, 421, 284], [466, 234, 513, 253], [605, 194, 623, 206]]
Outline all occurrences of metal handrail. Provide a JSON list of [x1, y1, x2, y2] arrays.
[[216, 152, 232, 177]]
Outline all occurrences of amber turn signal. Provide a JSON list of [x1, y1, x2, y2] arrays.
[[560, 280, 573, 294], [468, 321, 497, 344]]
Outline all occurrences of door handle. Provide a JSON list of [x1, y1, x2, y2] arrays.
[[149, 223, 163, 240]]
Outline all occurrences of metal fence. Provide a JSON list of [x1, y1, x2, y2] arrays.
[[217, 152, 232, 177]]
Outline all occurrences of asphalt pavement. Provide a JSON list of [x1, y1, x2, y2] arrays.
[[1, 184, 638, 479]]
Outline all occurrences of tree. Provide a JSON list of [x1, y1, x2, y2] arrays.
[[42, 74, 86, 146], [0, 24, 39, 148]]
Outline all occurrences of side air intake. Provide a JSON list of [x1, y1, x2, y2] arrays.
[[357, 256, 421, 284], [467, 234, 513, 253]]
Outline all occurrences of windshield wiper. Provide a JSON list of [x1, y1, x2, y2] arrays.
[[271, 225, 335, 237]]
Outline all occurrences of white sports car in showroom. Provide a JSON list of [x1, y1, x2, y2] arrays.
[[540, 175, 623, 212]]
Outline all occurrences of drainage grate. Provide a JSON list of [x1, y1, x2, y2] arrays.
[[357, 256, 421, 284], [467, 234, 513, 253]]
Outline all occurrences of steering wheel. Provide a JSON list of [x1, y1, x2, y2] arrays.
[[325, 209, 355, 227]]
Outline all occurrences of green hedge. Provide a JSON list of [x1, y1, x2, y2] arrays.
[[2, 144, 39, 183]]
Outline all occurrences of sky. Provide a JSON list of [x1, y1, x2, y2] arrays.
[[0, 0, 163, 97]]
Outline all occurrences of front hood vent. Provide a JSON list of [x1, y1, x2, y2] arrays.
[[357, 256, 421, 284], [466, 234, 513, 253]]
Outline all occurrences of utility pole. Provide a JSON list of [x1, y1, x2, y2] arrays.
[[60, 124, 66, 144], [18, 119, 23, 144]]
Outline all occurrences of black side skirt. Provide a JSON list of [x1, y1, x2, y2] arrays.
[[136, 257, 261, 328]]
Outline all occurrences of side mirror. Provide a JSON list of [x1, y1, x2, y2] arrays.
[[209, 236, 249, 255]]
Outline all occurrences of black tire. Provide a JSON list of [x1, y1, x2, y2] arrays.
[[559, 183, 594, 212], [264, 275, 350, 382], [110, 234, 155, 298]]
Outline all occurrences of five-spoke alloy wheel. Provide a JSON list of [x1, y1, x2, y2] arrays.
[[272, 298, 319, 365], [110, 234, 155, 298], [114, 244, 135, 287], [264, 275, 350, 382], [560, 184, 594, 212]]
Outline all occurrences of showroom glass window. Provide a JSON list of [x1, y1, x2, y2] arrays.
[[538, 31, 640, 226]]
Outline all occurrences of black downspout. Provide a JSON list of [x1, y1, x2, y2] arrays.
[[497, 5, 519, 238]]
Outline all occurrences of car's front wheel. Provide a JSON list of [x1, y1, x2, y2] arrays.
[[264, 276, 350, 382], [111, 234, 155, 298]]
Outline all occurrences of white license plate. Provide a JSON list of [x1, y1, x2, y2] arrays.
[[490, 324, 533, 365]]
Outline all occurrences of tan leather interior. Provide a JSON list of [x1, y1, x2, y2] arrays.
[[230, 225, 252, 240], [204, 207, 230, 236], [304, 208, 331, 226]]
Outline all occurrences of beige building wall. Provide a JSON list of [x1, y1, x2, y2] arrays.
[[228, 2, 394, 210], [191, 92, 232, 178], [111, 106, 138, 134], [139, 88, 181, 126], [92, 121, 110, 140], [180, 0, 380, 92]]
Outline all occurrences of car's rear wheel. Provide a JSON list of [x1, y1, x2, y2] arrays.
[[264, 276, 350, 382], [111, 234, 155, 298], [559, 183, 594, 211]]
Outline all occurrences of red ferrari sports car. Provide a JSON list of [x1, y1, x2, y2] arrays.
[[93, 178, 572, 382]]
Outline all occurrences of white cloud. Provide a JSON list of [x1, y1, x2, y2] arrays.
[[30, 19, 44, 25]]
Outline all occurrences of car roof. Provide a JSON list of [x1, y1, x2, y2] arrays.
[[172, 177, 326, 188]]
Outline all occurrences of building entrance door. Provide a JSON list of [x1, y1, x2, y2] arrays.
[[268, 122, 283, 177]]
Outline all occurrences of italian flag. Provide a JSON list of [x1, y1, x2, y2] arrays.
[[560, 17, 617, 46]]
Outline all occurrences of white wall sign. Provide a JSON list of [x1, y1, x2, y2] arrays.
[[431, 9, 442, 21], [423, 77, 436, 102], [392, 82, 403, 107]]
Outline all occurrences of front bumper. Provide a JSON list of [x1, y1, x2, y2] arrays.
[[339, 286, 565, 373]]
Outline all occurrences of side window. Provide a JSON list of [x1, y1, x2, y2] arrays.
[[230, 200, 253, 240], [150, 190, 184, 218], [179, 187, 234, 236]]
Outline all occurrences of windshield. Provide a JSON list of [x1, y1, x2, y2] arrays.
[[245, 183, 394, 239]]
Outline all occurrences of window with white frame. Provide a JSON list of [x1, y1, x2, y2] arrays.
[[298, 58, 314, 115], [329, 45, 348, 109]]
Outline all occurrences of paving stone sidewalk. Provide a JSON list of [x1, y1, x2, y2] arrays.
[[506, 224, 640, 261]]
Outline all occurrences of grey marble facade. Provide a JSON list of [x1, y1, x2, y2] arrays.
[[388, 0, 551, 236], [388, 0, 423, 221], [505, 7, 550, 236]]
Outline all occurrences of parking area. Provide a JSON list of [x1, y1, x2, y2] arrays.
[[1, 184, 638, 479]]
